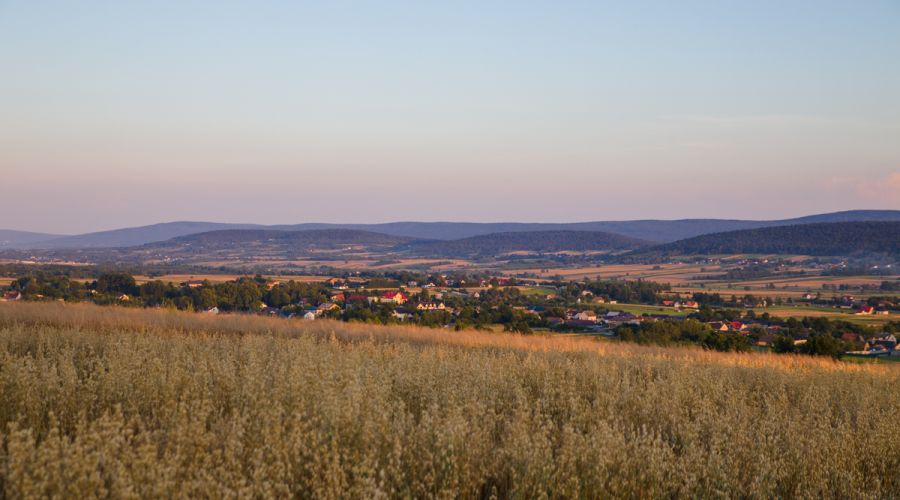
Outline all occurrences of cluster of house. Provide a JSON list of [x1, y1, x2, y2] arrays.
[[6, 275, 895, 356], [842, 332, 900, 357], [854, 305, 891, 316], [543, 309, 642, 332], [708, 322, 794, 347], [661, 300, 700, 309], [808, 295, 894, 316], [327, 276, 528, 291], [532, 308, 900, 355], [287, 291, 453, 321], [712, 321, 900, 356]]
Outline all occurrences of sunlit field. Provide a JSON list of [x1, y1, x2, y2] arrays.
[[130, 273, 332, 285], [510, 262, 898, 302], [1, 302, 899, 497]]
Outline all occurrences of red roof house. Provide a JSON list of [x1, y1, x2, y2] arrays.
[[381, 291, 409, 304]]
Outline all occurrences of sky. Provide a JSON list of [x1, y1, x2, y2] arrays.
[[1, 0, 899, 234]]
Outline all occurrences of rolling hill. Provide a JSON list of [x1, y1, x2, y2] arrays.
[[270, 210, 900, 241], [137, 229, 412, 261], [3, 210, 899, 249], [28, 222, 267, 249], [0, 230, 63, 248], [25, 229, 416, 266], [405, 230, 649, 257], [164, 228, 410, 249], [635, 221, 900, 258], [0, 229, 415, 266]]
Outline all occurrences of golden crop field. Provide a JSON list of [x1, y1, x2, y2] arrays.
[[672, 286, 810, 298], [1, 302, 899, 497], [184, 258, 479, 273], [509, 261, 898, 303], [675, 274, 900, 301], [748, 306, 894, 325], [511, 263, 723, 284], [733, 276, 893, 288]]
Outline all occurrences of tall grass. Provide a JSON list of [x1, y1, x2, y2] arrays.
[[1, 302, 899, 498]]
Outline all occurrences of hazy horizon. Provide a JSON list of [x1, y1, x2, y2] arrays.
[[1, 208, 898, 237], [2, 1, 899, 233]]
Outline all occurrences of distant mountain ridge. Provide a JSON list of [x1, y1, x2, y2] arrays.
[[0, 230, 62, 248], [37, 229, 649, 265], [165, 228, 410, 249], [26, 222, 267, 249], [2, 210, 898, 249], [270, 210, 900, 241], [57, 229, 418, 264], [635, 221, 900, 258]]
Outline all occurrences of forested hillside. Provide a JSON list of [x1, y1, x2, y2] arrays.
[[168, 228, 408, 247], [406, 230, 649, 257], [637, 221, 900, 257]]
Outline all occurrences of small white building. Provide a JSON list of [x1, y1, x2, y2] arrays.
[[573, 311, 598, 322]]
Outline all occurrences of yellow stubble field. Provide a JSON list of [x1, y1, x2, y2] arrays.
[[510, 263, 724, 284]]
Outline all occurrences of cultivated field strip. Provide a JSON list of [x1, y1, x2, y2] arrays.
[[0, 302, 899, 498]]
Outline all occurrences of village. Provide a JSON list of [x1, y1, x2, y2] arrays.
[[2, 269, 898, 360], [265, 278, 900, 357]]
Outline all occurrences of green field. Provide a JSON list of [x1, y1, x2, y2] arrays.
[[517, 286, 558, 296], [604, 303, 690, 317], [753, 305, 894, 326]]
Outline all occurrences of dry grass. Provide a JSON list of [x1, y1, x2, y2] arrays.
[[1, 302, 899, 498]]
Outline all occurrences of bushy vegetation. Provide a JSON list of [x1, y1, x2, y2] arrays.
[[616, 319, 752, 352], [168, 228, 409, 248], [0, 271, 669, 327], [1, 302, 900, 497], [584, 278, 669, 303], [4, 272, 301, 312]]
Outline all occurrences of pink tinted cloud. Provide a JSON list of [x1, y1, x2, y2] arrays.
[[823, 172, 900, 207]]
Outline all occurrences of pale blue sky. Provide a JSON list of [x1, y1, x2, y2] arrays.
[[1, 0, 899, 233]]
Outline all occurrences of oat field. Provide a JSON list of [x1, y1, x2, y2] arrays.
[[1, 302, 899, 498]]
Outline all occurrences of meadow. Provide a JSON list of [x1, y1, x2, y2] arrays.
[[1, 302, 900, 498], [602, 303, 690, 318]]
